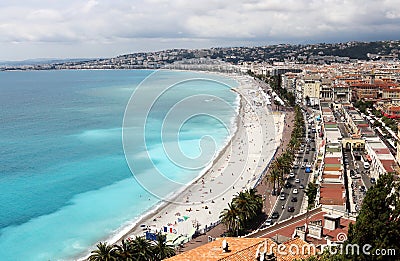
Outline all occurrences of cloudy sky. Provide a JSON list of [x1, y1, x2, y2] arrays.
[[1, 0, 400, 60]]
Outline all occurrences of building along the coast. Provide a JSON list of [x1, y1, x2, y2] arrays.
[[331, 83, 351, 104], [281, 72, 299, 94], [165, 237, 316, 261], [300, 75, 321, 107], [246, 206, 355, 254], [364, 138, 398, 179], [341, 104, 398, 179], [316, 104, 347, 212]]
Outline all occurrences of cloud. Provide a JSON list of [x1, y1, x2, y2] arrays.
[[0, 0, 399, 59]]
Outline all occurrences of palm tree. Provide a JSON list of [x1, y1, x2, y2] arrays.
[[269, 167, 280, 193], [113, 239, 136, 261], [89, 242, 117, 261], [152, 233, 176, 261], [130, 236, 154, 261], [220, 202, 241, 235], [244, 188, 263, 214], [276, 156, 288, 186], [233, 191, 257, 222]]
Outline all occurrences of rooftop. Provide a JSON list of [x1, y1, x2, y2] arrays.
[[319, 183, 345, 206], [380, 159, 397, 173], [249, 207, 354, 247], [323, 157, 341, 164], [165, 237, 268, 261], [166, 237, 316, 261]]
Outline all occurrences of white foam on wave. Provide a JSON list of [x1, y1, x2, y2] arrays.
[[74, 127, 121, 141], [79, 84, 242, 260], [78, 71, 242, 260]]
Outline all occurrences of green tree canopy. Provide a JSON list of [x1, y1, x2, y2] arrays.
[[346, 173, 400, 261]]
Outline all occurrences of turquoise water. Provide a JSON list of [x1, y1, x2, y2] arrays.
[[0, 70, 238, 260]]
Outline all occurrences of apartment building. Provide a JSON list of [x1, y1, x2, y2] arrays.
[[300, 76, 321, 106], [281, 72, 298, 94]]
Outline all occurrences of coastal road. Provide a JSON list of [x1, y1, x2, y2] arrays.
[[265, 111, 317, 225], [276, 143, 316, 221]]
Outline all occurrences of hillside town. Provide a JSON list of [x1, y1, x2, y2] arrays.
[[1, 40, 399, 71], [161, 55, 400, 260], [3, 41, 399, 260]]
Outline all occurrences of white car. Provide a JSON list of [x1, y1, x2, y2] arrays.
[[289, 172, 295, 178], [293, 189, 298, 194], [295, 178, 300, 183]]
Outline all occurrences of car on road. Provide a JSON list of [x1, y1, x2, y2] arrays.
[[299, 184, 305, 189], [293, 189, 298, 194], [295, 178, 300, 183], [304, 158, 308, 162], [350, 169, 355, 176], [280, 192, 286, 200], [265, 219, 273, 226], [291, 197, 298, 202], [370, 177, 376, 184], [271, 212, 279, 219], [288, 206, 295, 212], [301, 164, 305, 169], [364, 162, 370, 169], [284, 182, 292, 188], [289, 172, 295, 178]]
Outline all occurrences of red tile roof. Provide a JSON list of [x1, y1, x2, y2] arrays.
[[166, 237, 317, 261], [319, 184, 345, 206], [324, 157, 341, 164], [255, 208, 353, 246], [165, 237, 269, 261], [276, 238, 317, 261], [383, 88, 400, 93], [380, 159, 397, 173], [323, 218, 352, 240], [373, 148, 391, 155], [323, 165, 342, 171], [323, 174, 341, 179]]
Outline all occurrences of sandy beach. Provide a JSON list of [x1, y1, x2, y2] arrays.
[[106, 73, 285, 248]]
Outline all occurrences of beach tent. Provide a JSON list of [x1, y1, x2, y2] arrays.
[[145, 231, 158, 241], [163, 226, 177, 234]]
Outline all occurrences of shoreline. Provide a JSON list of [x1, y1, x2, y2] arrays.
[[111, 91, 244, 244], [80, 71, 284, 260]]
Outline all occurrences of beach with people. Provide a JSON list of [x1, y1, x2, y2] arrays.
[[105, 73, 285, 250]]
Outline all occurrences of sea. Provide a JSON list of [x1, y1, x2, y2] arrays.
[[0, 69, 239, 260]]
